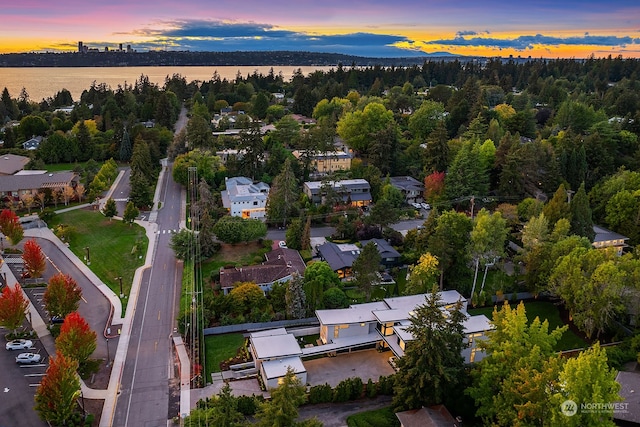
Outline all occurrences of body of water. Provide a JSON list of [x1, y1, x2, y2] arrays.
[[0, 65, 334, 103]]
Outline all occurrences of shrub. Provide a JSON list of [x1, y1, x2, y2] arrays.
[[308, 383, 333, 404], [366, 378, 378, 398], [377, 375, 395, 395], [237, 394, 263, 416]]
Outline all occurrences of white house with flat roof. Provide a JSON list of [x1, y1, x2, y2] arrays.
[[221, 176, 270, 219], [249, 328, 307, 389]]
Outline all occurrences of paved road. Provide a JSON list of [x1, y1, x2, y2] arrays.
[[112, 111, 186, 426], [297, 395, 393, 427]]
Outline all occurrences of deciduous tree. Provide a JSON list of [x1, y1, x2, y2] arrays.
[[123, 200, 140, 225], [43, 273, 82, 319], [351, 242, 381, 302], [0, 284, 29, 334], [404, 252, 439, 295], [213, 216, 267, 244], [102, 197, 117, 221], [55, 311, 97, 366], [0, 209, 23, 245], [34, 353, 81, 426], [22, 238, 46, 279]]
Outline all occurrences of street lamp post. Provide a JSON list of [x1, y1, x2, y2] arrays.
[[84, 247, 90, 265], [117, 276, 123, 298], [106, 338, 110, 367]]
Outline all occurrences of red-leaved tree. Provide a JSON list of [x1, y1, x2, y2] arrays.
[[34, 352, 80, 426], [43, 273, 82, 318], [0, 284, 29, 334], [0, 209, 24, 245], [22, 238, 46, 279], [424, 171, 446, 203], [55, 312, 97, 366]]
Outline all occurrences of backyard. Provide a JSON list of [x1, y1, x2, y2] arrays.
[[468, 300, 587, 351]]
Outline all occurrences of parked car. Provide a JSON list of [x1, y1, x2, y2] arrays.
[[411, 202, 422, 209], [278, 240, 287, 248], [421, 202, 431, 210], [5, 339, 33, 351], [15, 352, 42, 364], [50, 316, 64, 324]]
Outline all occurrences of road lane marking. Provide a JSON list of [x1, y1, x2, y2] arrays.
[[81, 296, 88, 304]]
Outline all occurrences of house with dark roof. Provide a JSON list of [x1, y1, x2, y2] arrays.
[[316, 242, 361, 279], [218, 247, 306, 294], [389, 176, 424, 204], [593, 225, 629, 255], [360, 238, 401, 267], [0, 154, 29, 175], [615, 370, 640, 426], [303, 179, 371, 207], [0, 171, 78, 203]]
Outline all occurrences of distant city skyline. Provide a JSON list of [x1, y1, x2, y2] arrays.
[[3, 0, 640, 58]]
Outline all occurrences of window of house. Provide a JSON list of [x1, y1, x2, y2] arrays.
[[253, 201, 258, 206]]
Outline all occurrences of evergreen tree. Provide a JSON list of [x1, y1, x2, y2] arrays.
[[255, 367, 307, 427], [119, 127, 133, 162], [266, 157, 299, 227], [423, 120, 450, 173], [570, 182, 595, 241], [351, 242, 381, 302], [285, 274, 307, 320], [543, 183, 572, 227], [130, 136, 154, 182], [393, 287, 466, 411]]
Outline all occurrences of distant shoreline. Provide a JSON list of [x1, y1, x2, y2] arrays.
[[0, 50, 481, 68]]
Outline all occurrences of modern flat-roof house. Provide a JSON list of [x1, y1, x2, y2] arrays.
[[592, 225, 629, 255], [303, 179, 371, 208], [389, 176, 424, 204], [0, 154, 29, 176], [316, 291, 492, 364], [0, 171, 78, 203], [221, 176, 270, 220], [218, 247, 306, 294], [292, 150, 352, 175], [249, 328, 307, 389]]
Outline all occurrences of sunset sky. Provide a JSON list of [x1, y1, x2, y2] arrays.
[[3, 0, 640, 58]]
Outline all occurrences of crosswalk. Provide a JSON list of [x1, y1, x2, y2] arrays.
[[157, 229, 179, 234]]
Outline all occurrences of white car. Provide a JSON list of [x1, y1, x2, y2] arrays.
[[411, 202, 421, 209], [421, 202, 431, 210], [5, 339, 33, 351], [15, 352, 42, 364], [278, 240, 287, 248]]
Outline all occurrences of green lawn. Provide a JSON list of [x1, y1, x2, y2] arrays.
[[47, 209, 148, 305], [346, 406, 400, 427], [468, 300, 587, 351], [204, 333, 245, 375]]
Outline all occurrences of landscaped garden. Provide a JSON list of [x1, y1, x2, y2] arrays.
[[346, 406, 400, 427], [204, 333, 246, 375], [47, 208, 148, 303]]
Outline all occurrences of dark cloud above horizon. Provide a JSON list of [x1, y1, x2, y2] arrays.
[[427, 33, 640, 50], [128, 20, 425, 57]]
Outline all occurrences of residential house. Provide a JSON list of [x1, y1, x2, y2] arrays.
[[22, 136, 42, 151], [303, 179, 371, 207], [0, 171, 78, 204], [221, 176, 270, 219], [316, 291, 492, 364], [360, 238, 401, 268], [593, 225, 629, 255], [292, 150, 352, 175], [389, 176, 424, 204], [0, 154, 29, 175], [249, 328, 307, 389], [395, 405, 460, 427], [316, 242, 361, 279], [218, 247, 306, 294]]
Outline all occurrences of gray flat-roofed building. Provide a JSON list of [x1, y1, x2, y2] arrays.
[[249, 328, 306, 389], [261, 356, 307, 389]]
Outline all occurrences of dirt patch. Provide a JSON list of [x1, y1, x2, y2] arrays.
[[82, 399, 104, 427], [217, 242, 264, 264], [84, 359, 112, 390]]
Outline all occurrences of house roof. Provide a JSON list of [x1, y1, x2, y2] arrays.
[[614, 371, 640, 424], [219, 248, 306, 289], [384, 291, 465, 313], [0, 171, 77, 193], [463, 314, 492, 334], [251, 331, 302, 359], [593, 225, 629, 243], [221, 176, 269, 207], [316, 302, 388, 325], [22, 136, 42, 150], [0, 154, 29, 175], [304, 179, 370, 192], [261, 356, 306, 380], [360, 238, 400, 259], [395, 405, 457, 427], [389, 176, 423, 193], [317, 242, 360, 271]]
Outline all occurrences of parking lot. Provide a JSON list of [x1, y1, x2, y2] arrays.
[[0, 328, 49, 427]]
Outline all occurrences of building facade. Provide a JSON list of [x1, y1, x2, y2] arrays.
[[221, 176, 270, 219]]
